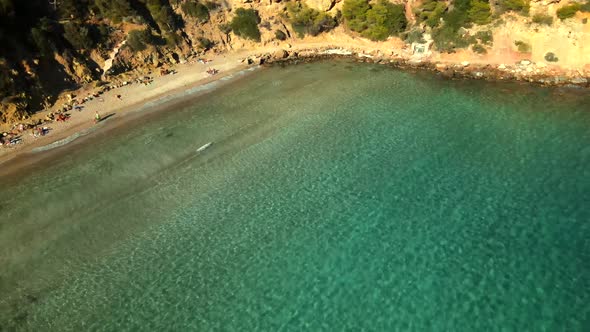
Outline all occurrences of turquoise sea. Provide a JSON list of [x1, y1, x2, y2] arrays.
[[1, 60, 589, 330]]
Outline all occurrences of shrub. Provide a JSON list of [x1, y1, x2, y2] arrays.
[[197, 37, 214, 50], [286, 2, 337, 37], [544, 52, 558, 62], [472, 43, 487, 54], [497, 0, 530, 15], [63, 22, 94, 50], [342, 0, 406, 40], [556, 3, 580, 20], [182, 1, 209, 23], [514, 40, 531, 52], [475, 30, 493, 45], [404, 29, 426, 43], [432, 26, 476, 52], [468, 0, 492, 25], [275, 30, 287, 40], [230, 8, 261, 41], [127, 29, 154, 52], [532, 13, 553, 25]]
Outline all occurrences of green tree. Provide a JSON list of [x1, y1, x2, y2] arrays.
[[230, 8, 261, 41], [468, 0, 491, 25], [556, 3, 580, 20], [498, 0, 530, 15], [286, 2, 337, 37], [30, 17, 55, 57], [362, 0, 406, 40], [342, 0, 370, 32], [416, 0, 447, 28]]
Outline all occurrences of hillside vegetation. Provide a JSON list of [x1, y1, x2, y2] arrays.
[[1, 0, 589, 123]]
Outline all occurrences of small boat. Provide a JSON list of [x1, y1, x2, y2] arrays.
[[196, 142, 212, 152]]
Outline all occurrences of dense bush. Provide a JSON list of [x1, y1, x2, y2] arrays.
[[497, 0, 530, 15], [514, 40, 531, 52], [275, 29, 287, 40], [472, 43, 487, 54], [230, 8, 261, 41], [182, 1, 209, 23], [532, 13, 553, 25], [468, 0, 492, 25], [127, 29, 154, 51], [556, 4, 580, 20], [544, 52, 558, 62], [342, 0, 406, 41], [286, 2, 337, 37]]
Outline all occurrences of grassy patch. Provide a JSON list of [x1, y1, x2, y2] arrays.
[[532, 13, 553, 25]]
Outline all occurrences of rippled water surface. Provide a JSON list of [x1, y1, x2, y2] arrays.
[[1, 60, 590, 330]]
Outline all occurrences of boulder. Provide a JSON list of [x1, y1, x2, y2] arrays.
[[435, 63, 447, 71], [498, 64, 506, 70], [461, 61, 470, 67], [520, 60, 531, 66], [273, 49, 289, 59], [570, 77, 588, 84]]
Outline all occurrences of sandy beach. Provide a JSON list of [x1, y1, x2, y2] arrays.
[[1, 33, 586, 171]]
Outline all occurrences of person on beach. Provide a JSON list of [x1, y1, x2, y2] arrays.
[[94, 111, 101, 123]]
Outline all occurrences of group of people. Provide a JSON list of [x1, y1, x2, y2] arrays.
[[206, 68, 219, 76], [0, 122, 50, 148]]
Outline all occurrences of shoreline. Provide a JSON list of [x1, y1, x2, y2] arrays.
[[1, 43, 588, 174]]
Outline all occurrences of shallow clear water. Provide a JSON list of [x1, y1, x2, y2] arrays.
[[1, 60, 590, 330]]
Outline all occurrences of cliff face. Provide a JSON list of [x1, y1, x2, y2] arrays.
[[0, 0, 589, 124]]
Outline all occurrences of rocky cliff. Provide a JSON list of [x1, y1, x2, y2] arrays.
[[0, 0, 589, 124]]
